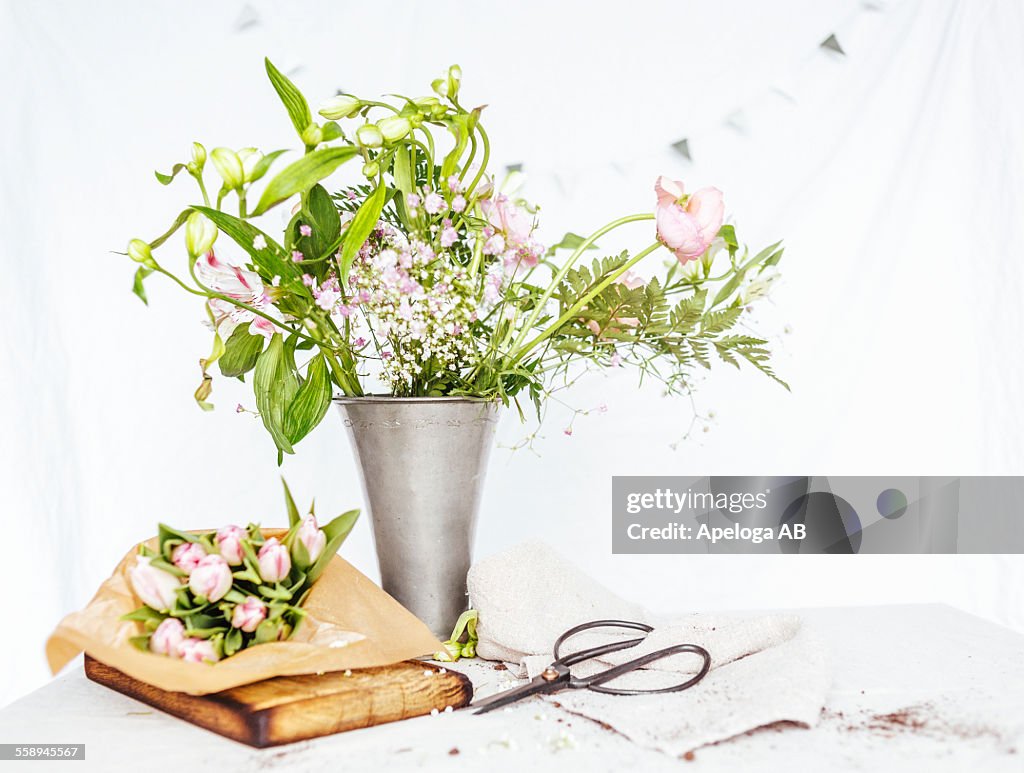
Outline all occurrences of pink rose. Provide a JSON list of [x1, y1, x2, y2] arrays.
[[171, 542, 206, 575], [188, 554, 233, 603], [296, 515, 327, 563], [150, 618, 185, 656], [216, 525, 246, 565], [231, 596, 267, 633], [481, 194, 534, 244], [257, 538, 291, 583], [128, 556, 181, 612], [177, 637, 219, 664], [654, 176, 724, 264]]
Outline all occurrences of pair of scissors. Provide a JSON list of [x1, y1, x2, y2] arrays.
[[472, 619, 711, 714]]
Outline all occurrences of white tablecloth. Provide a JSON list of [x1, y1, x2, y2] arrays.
[[1, 604, 1022, 772]]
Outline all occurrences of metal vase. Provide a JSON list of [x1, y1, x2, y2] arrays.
[[334, 396, 501, 639]]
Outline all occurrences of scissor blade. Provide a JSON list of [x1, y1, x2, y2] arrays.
[[472, 676, 555, 715]]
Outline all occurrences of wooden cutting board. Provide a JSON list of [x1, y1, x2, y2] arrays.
[[84, 655, 473, 748]]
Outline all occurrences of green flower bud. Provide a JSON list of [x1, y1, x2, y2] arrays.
[[355, 124, 383, 149], [191, 142, 206, 169], [300, 124, 323, 147], [185, 211, 218, 257], [210, 147, 245, 190], [237, 147, 263, 183], [318, 94, 361, 120], [432, 65, 462, 100], [377, 115, 411, 143], [361, 160, 380, 178], [127, 239, 156, 268], [413, 96, 446, 120]]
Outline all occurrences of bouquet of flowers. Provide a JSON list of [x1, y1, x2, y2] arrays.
[[126, 61, 785, 459], [123, 482, 358, 663]]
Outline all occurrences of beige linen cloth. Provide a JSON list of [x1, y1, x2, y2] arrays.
[[468, 542, 831, 755]]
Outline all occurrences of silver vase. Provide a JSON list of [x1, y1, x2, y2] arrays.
[[334, 396, 501, 639]]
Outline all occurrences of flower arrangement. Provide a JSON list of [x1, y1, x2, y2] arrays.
[[123, 482, 358, 663], [126, 61, 785, 459]]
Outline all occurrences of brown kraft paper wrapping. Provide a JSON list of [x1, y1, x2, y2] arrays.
[[45, 530, 444, 694]]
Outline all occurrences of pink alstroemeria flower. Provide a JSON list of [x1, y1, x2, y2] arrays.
[[654, 176, 724, 264], [195, 251, 285, 341]]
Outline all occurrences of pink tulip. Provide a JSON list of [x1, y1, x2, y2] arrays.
[[231, 596, 267, 633], [128, 556, 182, 612], [216, 525, 246, 565], [171, 542, 206, 575], [654, 176, 724, 264], [188, 554, 233, 603], [177, 637, 219, 664], [257, 538, 291, 583], [150, 618, 185, 656], [296, 515, 327, 563]]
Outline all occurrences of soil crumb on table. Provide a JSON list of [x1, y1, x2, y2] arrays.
[[823, 703, 1013, 749]]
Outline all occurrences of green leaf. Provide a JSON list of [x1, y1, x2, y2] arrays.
[[248, 149, 289, 184], [281, 478, 301, 528], [264, 58, 312, 136], [224, 627, 243, 657], [302, 184, 342, 260], [718, 224, 738, 259], [306, 508, 360, 583], [339, 182, 386, 283], [711, 270, 745, 308], [320, 121, 344, 142], [545, 232, 598, 257], [155, 163, 187, 185], [254, 618, 282, 643], [121, 606, 165, 623], [250, 146, 359, 216], [440, 114, 471, 181], [150, 209, 191, 249], [191, 206, 297, 283], [253, 334, 298, 456], [219, 326, 265, 378], [132, 266, 153, 305], [283, 353, 332, 445]]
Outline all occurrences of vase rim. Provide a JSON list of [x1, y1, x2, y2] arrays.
[[333, 395, 499, 405]]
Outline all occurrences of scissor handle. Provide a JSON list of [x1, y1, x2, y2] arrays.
[[552, 620, 653, 667], [552, 619, 711, 696], [578, 642, 711, 695]]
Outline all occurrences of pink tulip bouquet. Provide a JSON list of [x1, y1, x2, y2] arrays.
[[125, 61, 785, 459], [123, 483, 358, 663]]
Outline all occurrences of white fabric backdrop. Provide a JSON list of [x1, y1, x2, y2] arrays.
[[2, 0, 1022, 707]]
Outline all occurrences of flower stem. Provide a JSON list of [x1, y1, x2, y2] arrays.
[[510, 213, 655, 352]]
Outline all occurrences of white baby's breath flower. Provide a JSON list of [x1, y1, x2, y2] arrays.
[[252, 234, 267, 250]]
